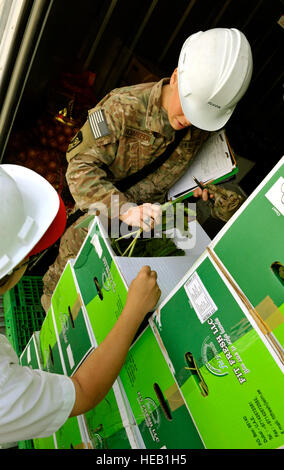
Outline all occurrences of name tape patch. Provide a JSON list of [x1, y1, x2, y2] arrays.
[[89, 109, 110, 139]]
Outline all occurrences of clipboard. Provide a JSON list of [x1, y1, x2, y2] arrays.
[[167, 129, 238, 201]]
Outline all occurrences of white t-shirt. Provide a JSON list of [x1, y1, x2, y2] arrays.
[[0, 334, 76, 443]]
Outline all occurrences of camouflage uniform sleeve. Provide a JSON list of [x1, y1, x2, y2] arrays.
[[206, 184, 245, 222], [65, 104, 130, 214]]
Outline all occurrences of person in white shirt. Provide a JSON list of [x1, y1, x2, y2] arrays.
[[0, 164, 161, 443]]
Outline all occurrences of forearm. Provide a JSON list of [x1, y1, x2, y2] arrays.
[[70, 304, 142, 416]]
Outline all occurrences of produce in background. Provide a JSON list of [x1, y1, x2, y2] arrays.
[[111, 201, 195, 257], [4, 112, 79, 192], [35, 116, 79, 154], [30, 116, 80, 203], [47, 69, 97, 125], [6, 143, 65, 190], [4, 69, 97, 207]]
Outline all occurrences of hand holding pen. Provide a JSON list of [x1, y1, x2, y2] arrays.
[[192, 176, 215, 207]]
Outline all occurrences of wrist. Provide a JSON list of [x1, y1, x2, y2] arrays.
[[122, 302, 147, 325]]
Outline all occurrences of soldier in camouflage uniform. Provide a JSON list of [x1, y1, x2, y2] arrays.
[[41, 28, 252, 310], [65, 77, 209, 212], [41, 75, 243, 310]]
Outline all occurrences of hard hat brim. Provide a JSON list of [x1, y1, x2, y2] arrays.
[[1, 164, 60, 278], [179, 93, 235, 131], [0, 259, 28, 295], [28, 193, 66, 257]]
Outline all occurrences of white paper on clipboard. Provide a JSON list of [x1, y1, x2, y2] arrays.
[[168, 130, 236, 199]]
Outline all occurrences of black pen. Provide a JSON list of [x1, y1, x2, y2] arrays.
[[192, 176, 215, 206]]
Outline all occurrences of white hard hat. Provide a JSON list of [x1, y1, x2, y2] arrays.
[[177, 28, 253, 131], [0, 164, 60, 279]]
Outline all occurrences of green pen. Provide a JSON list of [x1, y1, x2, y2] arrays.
[[192, 176, 215, 206]]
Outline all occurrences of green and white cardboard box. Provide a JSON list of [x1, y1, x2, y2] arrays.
[[73, 215, 211, 346], [151, 250, 284, 449], [71, 212, 210, 449], [39, 307, 65, 375], [54, 415, 90, 449], [72, 217, 129, 346], [33, 434, 56, 450], [210, 156, 284, 351], [83, 379, 139, 449], [19, 331, 42, 369], [40, 260, 137, 448], [119, 325, 204, 449], [32, 409, 89, 449], [50, 260, 96, 376]]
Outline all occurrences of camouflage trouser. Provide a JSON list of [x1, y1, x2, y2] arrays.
[[41, 213, 90, 312]]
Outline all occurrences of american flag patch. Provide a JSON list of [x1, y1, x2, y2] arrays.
[[89, 109, 110, 139]]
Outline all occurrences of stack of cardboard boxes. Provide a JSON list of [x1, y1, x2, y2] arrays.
[[20, 261, 139, 449], [20, 156, 284, 449]]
